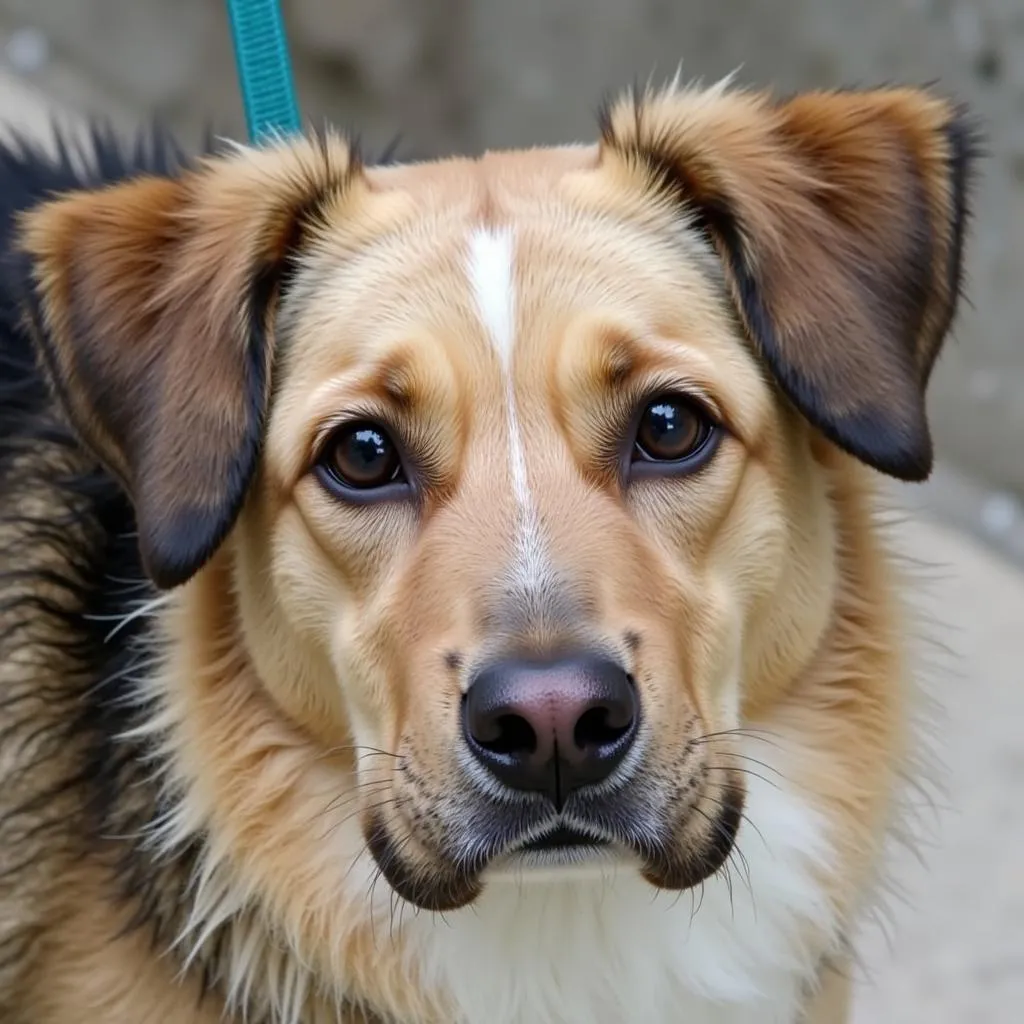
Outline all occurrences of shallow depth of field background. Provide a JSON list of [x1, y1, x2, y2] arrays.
[[0, 1, 1020, 1021]]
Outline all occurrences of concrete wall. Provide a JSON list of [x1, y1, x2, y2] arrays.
[[1, 0, 1022, 510]]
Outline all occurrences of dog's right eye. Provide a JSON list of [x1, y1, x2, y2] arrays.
[[315, 422, 410, 500], [627, 395, 719, 480]]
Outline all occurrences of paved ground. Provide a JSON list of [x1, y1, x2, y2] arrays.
[[1, 69, 1022, 1024], [851, 514, 1024, 1024]]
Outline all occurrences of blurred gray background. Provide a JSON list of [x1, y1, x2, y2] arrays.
[[0, 3, 1020, 1021], [0, 0, 1021, 565]]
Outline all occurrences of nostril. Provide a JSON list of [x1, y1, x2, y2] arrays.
[[477, 713, 537, 757], [572, 674, 637, 754], [573, 705, 632, 750]]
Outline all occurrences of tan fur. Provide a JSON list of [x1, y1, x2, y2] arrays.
[[2, 80, 975, 1023], [802, 961, 853, 1024], [19, 861, 224, 1024]]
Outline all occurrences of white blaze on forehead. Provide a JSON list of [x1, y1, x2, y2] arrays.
[[466, 226, 551, 599], [467, 227, 516, 369]]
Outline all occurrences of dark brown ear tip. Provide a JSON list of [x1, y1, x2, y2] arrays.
[[945, 106, 984, 222], [143, 557, 195, 592], [945, 102, 987, 160], [141, 538, 213, 591], [815, 404, 935, 483], [867, 444, 934, 483], [138, 504, 238, 590]]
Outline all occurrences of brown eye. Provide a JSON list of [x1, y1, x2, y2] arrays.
[[632, 397, 716, 467], [317, 421, 407, 497]]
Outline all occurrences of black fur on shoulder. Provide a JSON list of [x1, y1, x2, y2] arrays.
[[0, 124, 249, 1017]]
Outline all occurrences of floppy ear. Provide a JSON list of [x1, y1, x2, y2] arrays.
[[19, 135, 357, 588], [599, 83, 979, 481]]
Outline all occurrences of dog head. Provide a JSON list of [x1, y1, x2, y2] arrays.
[[21, 84, 974, 920]]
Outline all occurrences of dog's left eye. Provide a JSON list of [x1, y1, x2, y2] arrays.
[[631, 396, 717, 471], [315, 421, 409, 499]]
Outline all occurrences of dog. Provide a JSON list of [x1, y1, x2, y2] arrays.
[[0, 78, 976, 1023]]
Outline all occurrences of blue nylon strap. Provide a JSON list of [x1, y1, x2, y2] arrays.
[[224, 0, 301, 143]]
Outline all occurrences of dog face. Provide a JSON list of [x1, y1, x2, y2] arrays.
[[246, 165, 797, 907], [21, 81, 973, 989]]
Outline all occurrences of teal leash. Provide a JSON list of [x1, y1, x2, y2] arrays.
[[224, 0, 301, 143]]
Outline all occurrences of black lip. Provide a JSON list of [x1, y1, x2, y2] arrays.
[[521, 825, 608, 852]]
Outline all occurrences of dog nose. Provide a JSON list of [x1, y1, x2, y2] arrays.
[[462, 655, 639, 806]]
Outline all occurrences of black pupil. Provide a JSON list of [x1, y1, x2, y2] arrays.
[[638, 401, 701, 460], [335, 426, 396, 486]]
